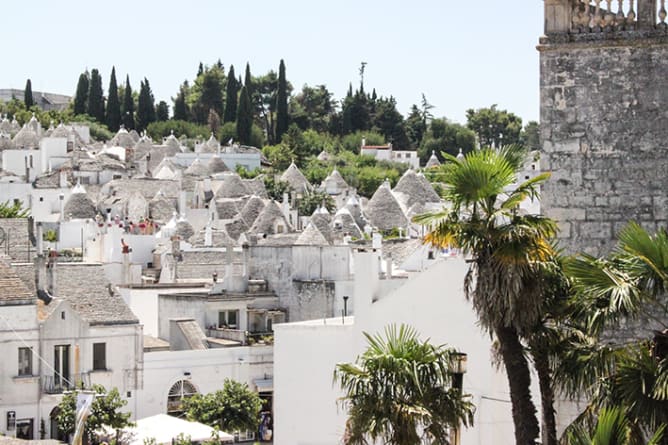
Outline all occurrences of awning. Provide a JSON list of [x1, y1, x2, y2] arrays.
[[254, 378, 273, 392]]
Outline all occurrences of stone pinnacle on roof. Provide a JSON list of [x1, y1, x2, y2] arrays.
[[426, 150, 441, 168], [456, 148, 465, 162]]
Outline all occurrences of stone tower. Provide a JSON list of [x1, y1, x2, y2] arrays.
[[540, 0, 668, 255]]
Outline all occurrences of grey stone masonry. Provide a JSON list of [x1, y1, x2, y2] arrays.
[[539, 0, 668, 255]]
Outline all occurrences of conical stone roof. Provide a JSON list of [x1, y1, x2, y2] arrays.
[[184, 158, 210, 177], [393, 169, 440, 208], [0, 132, 12, 150], [110, 127, 135, 148], [240, 196, 266, 226], [332, 208, 363, 239], [321, 168, 349, 193], [207, 155, 229, 174], [250, 201, 291, 234], [201, 134, 220, 153], [12, 125, 39, 149], [63, 184, 97, 220], [426, 150, 441, 168], [280, 162, 311, 194], [175, 218, 195, 240], [243, 177, 268, 198], [149, 194, 177, 222], [215, 173, 250, 199], [310, 213, 334, 244], [296, 222, 329, 246], [365, 182, 408, 231]]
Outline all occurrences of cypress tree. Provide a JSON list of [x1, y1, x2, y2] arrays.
[[236, 86, 253, 145], [24, 79, 34, 109], [122, 75, 135, 130], [73, 71, 89, 116], [106, 67, 121, 132], [197, 62, 204, 77], [87, 69, 105, 122], [223, 65, 238, 123], [173, 81, 189, 121], [275, 59, 289, 143], [136, 78, 156, 132], [244, 63, 253, 95], [156, 101, 169, 121]]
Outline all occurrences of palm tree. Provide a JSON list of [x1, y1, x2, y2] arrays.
[[413, 145, 556, 445], [334, 324, 474, 445], [567, 406, 665, 445], [0, 200, 29, 218], [563, 223, 668, 442]]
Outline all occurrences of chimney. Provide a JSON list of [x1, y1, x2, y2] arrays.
[[59, 170, 67, 188], [24, 156, 30, 183], [122, 250, 130, 285], [282, 192, 290, 217], [385, 254, 393, 279], [204, 224, 213, 247], [46, 250, 58, 297], [36, 222, 44, 256], [353, 250, 381, 325], [179, 190, 187, 217], [59, 193, 65, 222]]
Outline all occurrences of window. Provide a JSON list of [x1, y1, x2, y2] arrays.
[[93, 343, 106, 371], [218, 310, 239, 329], [167, 380, 198, 417], [18, 347, 32, 376], [16, 419, 33, 440]]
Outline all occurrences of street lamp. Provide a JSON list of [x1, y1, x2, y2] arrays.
[[451, 352, 467, 445]]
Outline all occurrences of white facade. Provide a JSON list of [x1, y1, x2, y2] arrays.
[[274, 252, 538, 445]]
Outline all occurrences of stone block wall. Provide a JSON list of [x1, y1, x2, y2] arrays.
[[539, 34, 668, 255]]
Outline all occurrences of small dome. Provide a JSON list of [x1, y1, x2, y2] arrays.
[[426, 150, 441, 168], [215, 173, 250, 199], [184, 158, 210, 177], [110, 127, 135, 148], [164, 131, 181, 151], [280, 161, 311, 194], [63, 187, 97, 220], [200, 133, 220, 153], [27, 113, 42, 136]]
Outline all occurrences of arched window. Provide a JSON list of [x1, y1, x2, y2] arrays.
[[167, 380, 198, 417]]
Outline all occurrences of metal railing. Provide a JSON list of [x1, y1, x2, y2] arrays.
[[42, 373, 91, 394]]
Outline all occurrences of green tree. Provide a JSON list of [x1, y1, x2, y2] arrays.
[[262, 143, 294, 171], [223, 65, 238, 123], [0, 200, 29, 218], [520, 121, 540, 151], [184, 379, 262, 433], [190, 65, 225, 124], [405, 104, 426, 149], [466, 105, 523, 148], [414, 145, 555, 445], [566, 407, 665, 445], [289, 84, 336, 133], [173, 81, 190, 121], [122, 75, 135, 130], [136, 78, 156, 132], [24, 79, 34, 109], [236, 86, 253, 145], [87, 69, 105, 123], [106, 67, 121, 132], [335, 324, 475, 445], [419, 119, 476, 165], [372, 96, 409, 149], [55, 385, 132, 445], [156, 101, 169, 121], [262, 175, 292, 201], [244, 63, 253, 97], [73, 71, 90, 116], [298, 190, 335, 216], [275, 59, 289, 143]]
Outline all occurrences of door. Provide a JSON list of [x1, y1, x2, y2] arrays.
[[16, 419, 33, 440], [54, 345, 70, 389]]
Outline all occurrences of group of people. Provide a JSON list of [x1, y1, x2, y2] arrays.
[[95, 214, 160, 235]]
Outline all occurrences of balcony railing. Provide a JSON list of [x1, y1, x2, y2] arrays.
[[42, 373, 91, 394]]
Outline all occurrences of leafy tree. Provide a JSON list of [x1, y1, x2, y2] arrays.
[[223, 65, 238, 123], [0, 200, 29, 218], [290, 84, 336, 133], [24, 79, 34, 109], [236, 86, 253, 145], [419, 118, 476, 165], [466, 105, 522, 148], [190, 65, 225, 124], [262, 175, 292, 201], [520, 121, 540, 151], [73, 71, 90, 116], [173, 81, 190, 122], [405, 104, 427, 149], [371, 96, 409, 149], [55, 385, 132, 445], [298, 190, 335, 216], [414, 145, 555, 445], [340, 130, 384, 154], [335, 324, 475, 445], [207, 109, 220, 135], [122, 75, 135, 130], [184, 379, 262, 433], [156, 101, 169, 122], [262, 143, 294, 171], [136, 78, 156, 132], [342, 87, 371, 134], [87, 69, 105, 123], [252, 70, 279, 144], [106, 67, 121, 132], [275, 59, 289, 143], [146, 120, 209, 140]]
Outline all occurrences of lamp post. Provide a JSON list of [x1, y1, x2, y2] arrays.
[[452, 352, 467, 445]]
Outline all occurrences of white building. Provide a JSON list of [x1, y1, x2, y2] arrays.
[[0, 256, 143, 441], [360, 140, 420, 169], [273, 251, 539, 445]]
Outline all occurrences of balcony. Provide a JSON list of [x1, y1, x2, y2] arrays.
[[42, 373, 91, 394]]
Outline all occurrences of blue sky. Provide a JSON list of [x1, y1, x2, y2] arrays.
[[2, 0, 543, 124]]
